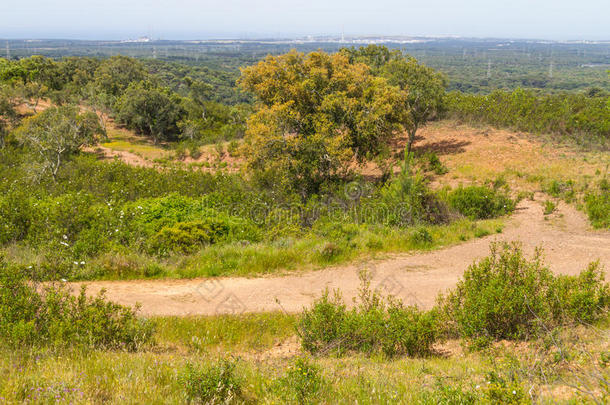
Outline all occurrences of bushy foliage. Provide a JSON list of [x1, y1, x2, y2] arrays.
[[114, 81, 185, 143], [585, 179, 610, 229], [446, 185, 515, 220], [120, 194, 261, 252], [179, 360, 242, 404], [239, 49, 410, 195], [277, 357, 324, 404], [446, 89, 610, 149], [0, 256, 153, 349], [439, 242, 610, 348], [299, 272, 439, 357], [14, 105, 104, 178]]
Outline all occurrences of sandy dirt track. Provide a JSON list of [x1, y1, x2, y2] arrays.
[[72, 196, 610, 316]]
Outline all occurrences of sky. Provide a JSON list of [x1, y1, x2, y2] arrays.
[[1, 0, 608, 40]]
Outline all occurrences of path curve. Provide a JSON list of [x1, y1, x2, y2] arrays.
[[73, 196, 610, 316]]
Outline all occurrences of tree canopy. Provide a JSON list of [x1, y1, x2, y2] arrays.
[[239, 50, 409, 195], [14, 106, 104, 179]]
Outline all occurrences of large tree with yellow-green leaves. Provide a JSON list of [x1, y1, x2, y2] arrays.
[[239, 50, 410, 196]]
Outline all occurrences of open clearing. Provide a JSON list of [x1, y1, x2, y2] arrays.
[[74, 195, 610, 316]]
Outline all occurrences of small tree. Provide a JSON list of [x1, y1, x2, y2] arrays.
[[114, 81, 185, 144], [93, 55, 146, 97], [383, 56, 447, 162], [15, 106, 104, 179], [343, 45, 447, 166]]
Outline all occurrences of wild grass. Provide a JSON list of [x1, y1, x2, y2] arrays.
[[153, 312, 297, 353], [101, 128, 171, 160], [0, 217, 503, 280], [0, 313, 607, 404]]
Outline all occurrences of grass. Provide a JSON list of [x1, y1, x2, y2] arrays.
[[101, 127, 171, 161], [153, 312, 297, 353], [0, 312, 607, 404], [160, 218, 504, 279], [0, 218, 504, 281]]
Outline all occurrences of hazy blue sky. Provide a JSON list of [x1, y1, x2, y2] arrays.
[[1, 0, 608, 40]]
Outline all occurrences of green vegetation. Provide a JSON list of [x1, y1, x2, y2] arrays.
[[299, 271, 438, 357], [445, 185, 515, 220], [0, 255, 153, 350], [2, 243, 604, 403], [446, 88, 610, 149], [179, 360, 244, 404], [298, 242, 609, 353], [585, 179, 610, 228], [439, 243, 609, 348], [0, 43, 608, 404]]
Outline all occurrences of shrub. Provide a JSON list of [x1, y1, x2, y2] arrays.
[[544, 179, 576, 202], [420, 151, 448, 175], [543, 200, 556, 215], [179, 360, 242, 404], [410, 227, 434, 245], [379, 172, 451, 225], [0, 189, 32, 244], [439, 242, 610, 348], [585, 179, 609, 229], [121, 194, 261, 252], [447, 186, 515, 220], [299, 272, 438, 357], [551, 261, 610, 324], [150, 219, 231, 254], [0, 256, 153, 349], [278, 357, 324, 404]]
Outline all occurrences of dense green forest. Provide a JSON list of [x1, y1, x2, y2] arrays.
[[4, 38, 610, 93]]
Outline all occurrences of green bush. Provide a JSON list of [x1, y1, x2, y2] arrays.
[[439, 242, 610, 348], [447, 186, 515, 220], [585, 179, 609, 229], [551, 262, 610, 324], [0, 189, 32, 244], [278, 357, 324, 404], [299, 273, 438, 357], [445, 89, 610, 149], [0, 256, 153, 349], [544, 179, 576, 202], [120, 194, 261, 252], [420, 151, 448, 175], [179, 360, 242, 404], [543, 200, 556, 215], [27, 192, 114, 258], [150, 219, 231, 254], [378, 172, 451, 225]]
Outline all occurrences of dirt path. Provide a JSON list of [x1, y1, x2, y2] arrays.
[[72, 196, 610, 316]]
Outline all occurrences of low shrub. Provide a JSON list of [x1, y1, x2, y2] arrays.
[[439, 242, 610, 348], [545, 179, 576, 202], [179, 360, 242, 404], [277, 357, 324, 404], [543, 200, 556, 215], [0, 256, 153, 349], [299, 272, 438, 357], [447, 186, 515, 220], [150, 219, 231, 254], [585, 179, 609, 229], [420, 151, 448, 175], [551, 261, 610, 324]]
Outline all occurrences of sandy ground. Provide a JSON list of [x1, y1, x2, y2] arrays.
[[72, 196, 610, 316]]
